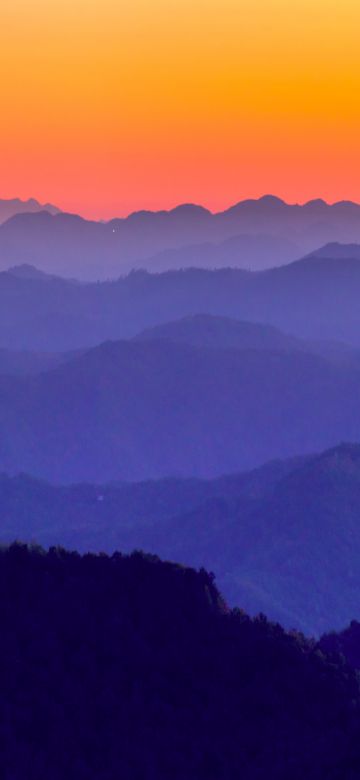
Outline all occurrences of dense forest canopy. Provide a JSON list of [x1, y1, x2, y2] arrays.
[[0, 544, 360, 779]]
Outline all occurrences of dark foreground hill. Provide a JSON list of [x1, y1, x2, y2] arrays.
[[3, 444, 360, 634], [0, 544, 359, 780], [320, 621, 360, 670]]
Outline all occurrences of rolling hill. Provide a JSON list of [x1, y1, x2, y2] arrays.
[[134, 313, 302, 350], [134, 313, 359, 365]]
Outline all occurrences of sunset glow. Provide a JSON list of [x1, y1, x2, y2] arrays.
[[2, 0, 360, 218]]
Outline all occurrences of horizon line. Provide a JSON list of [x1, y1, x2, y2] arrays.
[[2, 192, 360, 223]]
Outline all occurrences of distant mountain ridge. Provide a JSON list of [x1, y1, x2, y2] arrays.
[[6, 263, 73, 282], [134, 314, 303, 350], [134, 313, 359, 364], [139, 233, 300, 272], [3, 250, 360, 349], [3, 194, 360, 278], [0, 197, 60, 224], [0, 312, 356, 375]]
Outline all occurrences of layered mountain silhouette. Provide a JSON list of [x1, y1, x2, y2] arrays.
[[134, 313, 358, 364], [4, 195, 360, 778], [6, 263, 72, 282], [134, 313, 303, 350], [1, 333, 360, 483], [2, 444, 360, 634], [141, 233, 300, 272], [2, 195, 360, 278], [4, 249, 360, 349], [0, 197, 59, 224]]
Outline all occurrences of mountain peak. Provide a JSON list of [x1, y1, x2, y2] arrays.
[[257, 194, 286, 206], [6, 264, 53, 281], [317, 442, 360, 466], [169, 203, 211, 217], [222, 194, 288, 216], [0, 197, 60, 226], [305, 242, 360, 262], [303, 198, 327, 208], [286, 443, 360, 485]]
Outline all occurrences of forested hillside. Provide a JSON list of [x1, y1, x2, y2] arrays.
[[0, 544, 359, 779]]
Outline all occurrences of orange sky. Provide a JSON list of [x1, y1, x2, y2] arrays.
[[1, 0, 360, 219]]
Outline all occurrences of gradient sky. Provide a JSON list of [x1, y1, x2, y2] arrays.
[[1, 0, 360, 219]]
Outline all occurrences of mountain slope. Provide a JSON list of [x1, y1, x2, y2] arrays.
[[0, 454, 304, 550], [134, 313, 359, 365], [134, 313, 302, 350], [306, 242, 360, 261], [320, 620, 360, 669], [134, 443, 360, 634], [0, 544, 359, 779], [6, 263, 74, 282], [1, 339, 360, 482]]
